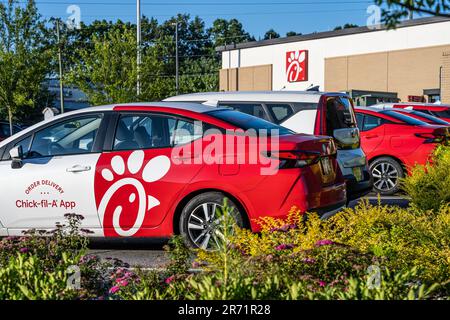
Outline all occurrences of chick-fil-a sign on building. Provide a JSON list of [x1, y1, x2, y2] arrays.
[[286, 50, 308, 82]]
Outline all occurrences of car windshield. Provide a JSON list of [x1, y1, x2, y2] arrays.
[[381, 110, 428, 125], [207, 109, 294, 135], [410, 111, 450, 125]]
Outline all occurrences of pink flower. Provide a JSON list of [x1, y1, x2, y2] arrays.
[[119, 280, 129, 287], [19, 247, 29, 253], [315, 239, 335, 247], [109, 286, 120, 294], [319, 281, 326, 287], [302, 258, 316, 264], [165, 276, 175, 284], [275, 244, 295, 251]]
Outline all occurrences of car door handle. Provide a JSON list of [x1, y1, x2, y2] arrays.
[[66, 165, 91, 173], [365, 134, 379, 139]]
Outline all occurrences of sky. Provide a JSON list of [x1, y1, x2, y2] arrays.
[[29, 0, 418, 39]]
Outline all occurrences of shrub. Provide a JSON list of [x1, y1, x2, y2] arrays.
[[0, 253, 80, 300], [403, 145, 450, 212]]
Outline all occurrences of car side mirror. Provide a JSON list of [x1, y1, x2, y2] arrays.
[[333, 128, 360, 149], [9, 146, 23, 169]]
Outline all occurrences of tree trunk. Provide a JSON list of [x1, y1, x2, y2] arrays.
[[8, 107, 13, 137]]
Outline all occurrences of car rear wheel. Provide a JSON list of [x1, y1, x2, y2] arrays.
[[179, 192, 244, 250], [370, 157, 404, 195]]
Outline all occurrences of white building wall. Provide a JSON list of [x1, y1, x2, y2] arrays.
[[221, 20, 450, 91]]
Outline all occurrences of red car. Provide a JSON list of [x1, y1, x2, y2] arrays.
[[373, 103, 450, 122], [0, 103, 346, 249], [372, 107, 450, 126], [355, 107, 449, 195]]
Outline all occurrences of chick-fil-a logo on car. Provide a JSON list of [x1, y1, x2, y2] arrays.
[[95, 151, 170, 237], [286, 50, 308, 82]]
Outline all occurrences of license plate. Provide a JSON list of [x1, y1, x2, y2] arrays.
[[352, 166, 363, 182], [320, 157, 333, 176]]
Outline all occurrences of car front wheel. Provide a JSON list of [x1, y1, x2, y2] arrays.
[[179, 192, 244, 250], [370, 157, 404, 195]]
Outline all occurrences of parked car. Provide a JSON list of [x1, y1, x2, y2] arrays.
[[355, 107, 449, 195], [0, 102, 346, 249], [165, 91, 373, 202], [0, 121, 23, 142], [372, 102, 450, 122], [371, 106, 450, 125]]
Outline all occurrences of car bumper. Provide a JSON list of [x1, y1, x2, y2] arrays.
[[344, 168, 373, 201]]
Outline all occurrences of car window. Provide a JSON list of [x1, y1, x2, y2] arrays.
[[433, 109, 450, 118], [170, 119, 203, 146], [410, 111, 449, 125], [325, 97, 356, 136], [28, 115, 102, 158], [219, 103, 271, 121], [266, 104, 293, 123], [355, 113, 364, 131], [363, 115, 383, 131], [381, 110, 428, 125], [114, 114, 171, 151], [207, 109, 294, 135]]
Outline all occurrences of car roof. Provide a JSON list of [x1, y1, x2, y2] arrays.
[[0, 102, 222, 147], [374, 102, 450, 109], [80, 101, 220, 114], [164, 91, 348, 104], [354, 106, 382, 113]]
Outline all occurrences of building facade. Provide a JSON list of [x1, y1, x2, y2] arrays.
[[217, 17, 450, 104]]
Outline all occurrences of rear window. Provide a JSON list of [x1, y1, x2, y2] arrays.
[[410, 111, 449, 125], [218, 103, 271, 121], [325, 97, 356, 136], [433, 109, 450, 118], [381, 110, 428, 125], [266, 104, 293, 123], [207, 109, 294, 135]]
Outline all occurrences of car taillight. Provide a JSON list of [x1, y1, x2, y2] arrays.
[[263, 150, 322, 168]]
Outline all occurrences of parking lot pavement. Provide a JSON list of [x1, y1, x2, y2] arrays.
[[88, 195, 410, 268], [350, 194, 410, 209]]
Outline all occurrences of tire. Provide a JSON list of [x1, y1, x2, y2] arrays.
[[369, 157, 404, 195], [179, 192, 244, 250]]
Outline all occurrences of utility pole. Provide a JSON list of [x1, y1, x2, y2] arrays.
[[174, 22, 179, 95], [136, 0, 141, 97], [56, 20, 65, 114]]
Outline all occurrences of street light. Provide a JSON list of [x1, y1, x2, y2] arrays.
[[136, 0, 141, 97], [173, 22, 179, 95]]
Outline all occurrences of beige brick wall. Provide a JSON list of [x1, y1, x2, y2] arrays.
[[442, 51, 450, 104], [325, 45, 450, 102], [219, 65, 272, 91]]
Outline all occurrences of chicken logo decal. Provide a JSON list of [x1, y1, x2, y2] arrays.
[[95, 150, 171, 237], [286, 50, 308, 82]]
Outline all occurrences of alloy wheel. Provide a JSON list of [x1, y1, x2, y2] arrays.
[[187, 202, 228, 250], [371, 162, 399, 193]]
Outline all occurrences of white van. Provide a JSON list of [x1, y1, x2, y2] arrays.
[[165, 91, 373, 201]]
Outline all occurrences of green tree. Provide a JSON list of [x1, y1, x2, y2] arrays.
[[0, 0, 52, 132], [66, 27, 138, 105], [286, 31, 301, 37], [333, 23, 359, 30], [209, 18, 254, 47], [264, 29, 280, 40], [375, 0, 450, 28]]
